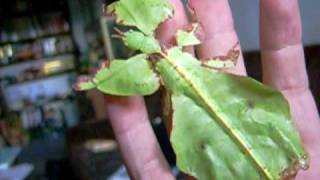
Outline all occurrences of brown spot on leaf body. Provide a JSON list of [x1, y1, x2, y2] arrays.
[[199, 141, 209, 151], [247, 100, 255, 109], [160, 87, 173, 135], [279, 158, 307, 180]]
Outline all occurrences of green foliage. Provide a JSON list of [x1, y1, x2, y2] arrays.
[[76, 0, 309, 179]]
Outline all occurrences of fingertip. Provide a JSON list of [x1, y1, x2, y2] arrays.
[[187, 0, 235, 37], [156, 0, 189, 47], [260, 0, 302, 50], [260, 0, 308, 96]]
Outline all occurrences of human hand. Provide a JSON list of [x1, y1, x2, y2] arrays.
[[105, 0, 320, 179]]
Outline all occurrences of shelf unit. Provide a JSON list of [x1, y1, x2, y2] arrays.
[[3, 71, 77, 111], [0, 1, 76, 88], [0, 0, 80, 139], [4, 70, 75, 88], [0, 32, 70, 46]]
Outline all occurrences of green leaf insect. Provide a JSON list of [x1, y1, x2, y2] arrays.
[[76, 0, 309, 179]]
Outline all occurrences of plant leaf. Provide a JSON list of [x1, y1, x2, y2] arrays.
[[175, 23, 201, 47], [108, 0, 173, 35], [156, 47, 308, 180], [123, 30, 161, 54], [77, 54, 159, 96]]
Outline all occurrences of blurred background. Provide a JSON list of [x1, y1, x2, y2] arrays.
[[0, 0, 319, 179]]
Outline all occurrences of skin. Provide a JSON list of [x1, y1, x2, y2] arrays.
[[105, 0, 320, 179]]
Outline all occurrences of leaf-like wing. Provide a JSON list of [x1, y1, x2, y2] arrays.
[[156, 48, 308, 180], [171, 94, 261, 179], [108, 0, 173, 35], [77, 54, 159, 96], [123, 30, 161, 54], [175, 23, 201, 47], [204, 59, 236, 69]]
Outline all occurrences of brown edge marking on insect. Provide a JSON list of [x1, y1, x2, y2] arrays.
[[174, 23, 192, 47], [73, 59, 111, 91], [155, 3, 175, 28], [97, 59, 111, 73], [200, 63, 223, 72], [280, 160, 300, 180], [186, 1, 205, 44], [147, 54, 163, 91], [206, 41, 240, 62], [200, 42, 240, 71], [148, 54, 159, 69], [102, 3, 110, 16], [228, 41, 240, 63], [73, 75, 96, 91], [174, 23, 202, 49], [280, 155, 310, 180], [105, 0, 174, 34], [148, 54, 173, 135], [160, 87, 174, 136], [102, 1, 124, 24], [103, 1, 117, 17], [186, 1, 197, 24], [247, 100, 255, 109]]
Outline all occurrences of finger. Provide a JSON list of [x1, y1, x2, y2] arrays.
[[156, 0, 191, 133], [156, 2, 195, 179], [260, 0, 307, 92], [260, 0, 320, 143], [156, 0, 192, 53], [188, 0, 246, 75], [260, 0, 320, 178], [105, 96, 174, 180]]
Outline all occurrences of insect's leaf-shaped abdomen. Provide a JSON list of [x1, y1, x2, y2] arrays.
[[156, 48, 308, 180], [108, 0, 173, 35], [76, 54, 160, 96]]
